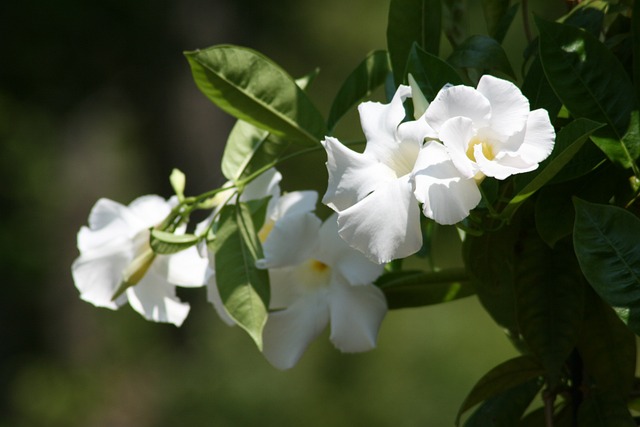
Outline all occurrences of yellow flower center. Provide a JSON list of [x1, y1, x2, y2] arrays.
[[466, 136, 495, 162], [258, 219, 275, 243], [293, 259, 332, 290]]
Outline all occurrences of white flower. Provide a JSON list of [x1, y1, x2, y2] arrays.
[[424, 75, 555, 181], [258, 210, 387, 370], [322, 85, 436, 263], [72, 195, 208, 326]]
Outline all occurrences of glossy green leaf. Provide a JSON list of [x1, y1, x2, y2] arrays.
[[456, 356, 544, 426], [500, 118, 604, 220], [150, 230, 199, 255], [447, 35, 516, 79], [463, 218, 520, 333], [387, 0, 442, 86], [577, 388, 635, 427], [221, 72, 318, 181], [514, 237, 584, 385], [185, 45, 326, 146], [213, 202, 270, 349], [327, 50, 391, 132], [406, 44, 463, 101], [573, 198, 640, 335], [577, 288, 636, 397], [464, 378, 541, 427], [560, 1, 606, 37], [521, 56, 562, 121], [376, 269, 473, 309], [536, 18, 639, 168]]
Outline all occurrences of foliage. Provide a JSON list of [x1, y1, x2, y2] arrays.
[[72, 0, 640, 424]]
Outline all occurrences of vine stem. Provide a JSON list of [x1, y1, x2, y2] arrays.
[[543, 390, 556, 427]]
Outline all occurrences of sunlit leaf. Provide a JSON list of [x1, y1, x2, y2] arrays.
[[536, 18, 639, 168], [150, 230, 199, 255], [376, 269, 473, 309], [387, 0, 442, 86], [456, 356, 544, 426], [213, 201, 270, 349], [406, 44, 463, 101], [185, 45, 326, 146], [447, 35, 516, 79], [221, 72, 319, 181], [327, 50, 391, 132]]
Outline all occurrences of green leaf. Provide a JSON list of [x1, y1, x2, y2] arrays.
[[220, 72, 318, 181], [456, 356, 544, 426], [514, 237, 584, 385], [406, 44, 463, 101], [577, 388, 635, 427], [481, 0, 518, 44], [387, 0, 442, 86], [500, 118, 604, 220], [463, 218, 520, 332], [464, 378, 541, 427], [185, 45, 326, 146], [521, 56, 562, 121], [573, 198, 640, 334], [536, 17, 639, 168], [447, 35, 516, 79], [327, 50, 391, 132], [560, 1, 606, 37], [150, 230, 199, 255], [213, 202, 270, 349], [577, 288, 636, 397], [534, 165, 619, 248], [376, 269, 473, 309]]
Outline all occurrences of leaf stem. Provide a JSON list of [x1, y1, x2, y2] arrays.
[[522, 0, 533, 44]]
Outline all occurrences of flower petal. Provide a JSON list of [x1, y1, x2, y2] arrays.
[[476, 151, 538, 179], [413, 141, 482, 224], [262, 291, 330, 370], [206, 277, 236, 326], [126, 272, 190, 326], [127, 195, 173, 230], [71, 246, 132, 309], [160, 247, 209, 288], [336, 176, 422, 263], [258, 212, 322, 269], [322, 136, 396, 211], [438, 117, 478, 179], [477, 75, 530, 138], [328, 278, 387, 352], [425, 84, 491, 132], [316, 215, 384, 286], [359, 85, 412, 161], [270, 190, 318, 220], [514, 109, 556, 164], [240, 168, 282, 203]]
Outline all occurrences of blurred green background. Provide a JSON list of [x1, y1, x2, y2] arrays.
[[1, 0, 567, 425]]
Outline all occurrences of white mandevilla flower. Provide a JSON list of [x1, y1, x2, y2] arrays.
[[257, 200, 387, 370], [322, 85, 436, 264], [72, 195, 208, 326], [424, 74, 555, 181]]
